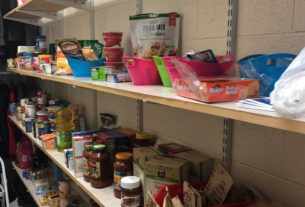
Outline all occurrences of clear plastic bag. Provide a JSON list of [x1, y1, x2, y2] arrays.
[[270, 47, 305, 118]]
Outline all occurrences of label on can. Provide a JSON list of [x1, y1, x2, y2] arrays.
[[27, 105, 36, 117], [113, 170, 133, 188]]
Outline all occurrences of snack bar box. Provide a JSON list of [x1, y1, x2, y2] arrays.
[[144, 156, 189, 200], [133, 147, 159, 206], [174, 150, 213, 182], [174, 78, 259, 103]]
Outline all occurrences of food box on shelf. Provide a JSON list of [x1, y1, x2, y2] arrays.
[[72, 135, 93, 177], [174, 77, 259, 103], [133, 147, 159, 205], [158, 142, 191, 157], [144, 156, 189, 200], [174, 150, 213, 182]]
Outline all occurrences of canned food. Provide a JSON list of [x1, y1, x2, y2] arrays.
[[43, 121, 50, 134], [37, 121, 45, 137], [20, 98, 29, 107], [26, 103, 36, 118], [25, 118, 33, 133]]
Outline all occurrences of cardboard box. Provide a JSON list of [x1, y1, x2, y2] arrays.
[[174, 151, 213, 182], [158, 142, 191, 157], [144, 156, 189, 198], [72, 135, 92, 178], [133, 147, 159, 206], [174, 77, 259, 103]]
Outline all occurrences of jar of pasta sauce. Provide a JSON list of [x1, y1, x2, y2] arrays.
[[89, 145, 112, 188], [113, 152, 133, 198], [121, 176, 141, 207]]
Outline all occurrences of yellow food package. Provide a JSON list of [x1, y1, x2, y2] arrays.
[[82, 48, 97, 61], [55, 106, 77, 132], [55, 51, 73, 75]]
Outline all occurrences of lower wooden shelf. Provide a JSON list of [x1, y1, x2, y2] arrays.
[[9, 115, 120, 207], [12, 162, 48, 207]]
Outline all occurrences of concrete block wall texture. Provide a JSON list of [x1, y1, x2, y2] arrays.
[[43, 0, 305, 206]]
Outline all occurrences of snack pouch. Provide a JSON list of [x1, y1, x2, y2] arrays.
[[129, 13, 180, 59], [56, 38, 86, 61]]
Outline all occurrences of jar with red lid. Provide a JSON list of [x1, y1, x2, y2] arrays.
[[83, 142, 93, 182], [89, 144, 112, 188], [113, 152, 133, 198]]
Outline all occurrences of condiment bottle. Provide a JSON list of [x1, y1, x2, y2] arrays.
[[83, 142, 93, 182], [113, 152, 133, 198], [121, 176, 141, 207], [89, 144, 112, 188]]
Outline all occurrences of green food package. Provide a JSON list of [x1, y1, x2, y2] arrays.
[[98, 67, 106, 81], [79, 40, 104, 58], [91, 68, 99, 80], [55, 107, 76, 132], [56, 131, 72, 151]]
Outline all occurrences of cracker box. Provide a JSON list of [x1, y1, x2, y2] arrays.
[[174, 77, 259, 103], [72, 135, 92, 178], [144, 156, 189, 199], [174, 151, 213, 182]]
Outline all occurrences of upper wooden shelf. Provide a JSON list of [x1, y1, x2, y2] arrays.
[[8, 68, 305, 135], [4, 0, 90, 26]]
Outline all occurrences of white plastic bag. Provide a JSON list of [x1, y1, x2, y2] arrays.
[[270, 47, 305, 118]]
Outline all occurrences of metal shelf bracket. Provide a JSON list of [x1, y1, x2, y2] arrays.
[[137, 100, 143, 132], [223, 0, 238, 172]]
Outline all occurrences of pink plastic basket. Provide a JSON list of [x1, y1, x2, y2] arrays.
[[123, 56, 162, 85], [163, 55, 235, 77]]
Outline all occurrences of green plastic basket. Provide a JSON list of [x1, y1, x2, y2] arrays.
[[153, 56, 172, 87]]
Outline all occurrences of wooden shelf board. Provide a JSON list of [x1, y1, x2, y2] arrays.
[[9, 115, 121, 207], [12, 162, 48, 207], [8, 68, 305, 135], [21, 0, 68, 13], [4, 0, 68, 22]]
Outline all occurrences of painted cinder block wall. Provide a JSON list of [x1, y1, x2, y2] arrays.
[[43, 1, 305, 206]]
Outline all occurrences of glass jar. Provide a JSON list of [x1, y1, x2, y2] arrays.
[[89, 145, 112, 188], [133, 132, 154, 147], [121, 176, 141, 207], [83, 142, 93, 182], [113, 152, 133, 198]]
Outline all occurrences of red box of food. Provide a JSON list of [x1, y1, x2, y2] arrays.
[[174, 77, 259, 103]]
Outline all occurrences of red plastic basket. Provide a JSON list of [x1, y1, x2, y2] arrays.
[[163, 55, 235, 77], [154, 183, 252, 207], [123, 56, 162, 85]]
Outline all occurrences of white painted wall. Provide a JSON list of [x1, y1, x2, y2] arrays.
[[43, 1, 305, 206]]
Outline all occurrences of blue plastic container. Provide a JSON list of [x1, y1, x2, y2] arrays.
[[238, 53, 296, 96], [67, 57, 105, 77]]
